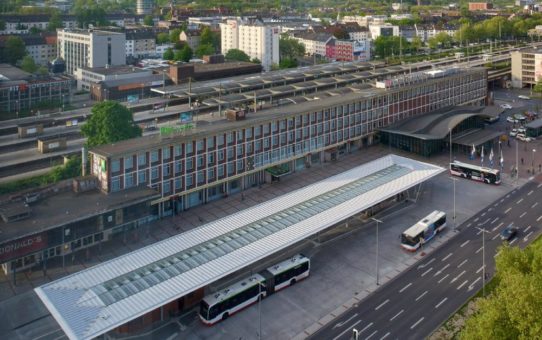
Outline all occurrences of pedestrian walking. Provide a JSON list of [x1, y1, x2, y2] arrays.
[[521, 157, 524, 165]]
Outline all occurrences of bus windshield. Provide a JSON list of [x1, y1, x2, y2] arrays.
[[401, 233, 419, 247], [199, 300, 209, 319]]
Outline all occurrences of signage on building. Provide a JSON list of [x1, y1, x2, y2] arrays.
[[0, 233, 47, 262], [48, 142, 60, 149], [127, 94, 139, 103], [150, 80, 164, 87], [179, 111, 193, 123], [160, 124, 194, 136]]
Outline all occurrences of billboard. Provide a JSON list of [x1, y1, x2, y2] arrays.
[[127, 94, 139, 103], [180, 111, 193, 123], [0, 233, 48, 263]]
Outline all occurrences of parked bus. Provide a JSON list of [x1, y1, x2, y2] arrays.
[[401, 211, 447, 251], [450, 161, 501, 185], [199, 254, 310, 325]]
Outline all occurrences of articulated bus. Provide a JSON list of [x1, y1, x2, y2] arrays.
[[450, 161, 501, 185], [401, 211, 447, 251], [199, 254, 310, 325]]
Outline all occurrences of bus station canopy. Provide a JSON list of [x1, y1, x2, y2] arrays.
[[35, 155, 444, 340]]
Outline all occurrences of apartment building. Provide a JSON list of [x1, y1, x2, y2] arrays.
[[220, 19, 279, 71], [74, 65, 152, 91], [291, 32, 334, 57], [57, 28, 126, 76], [88, 67, 487, 215], [468, 2, 493, 11], [125, 30, 156, 58], [0, 34, 57, 66], [136, 0, 153, 15], [180, 29, 202, 51], [368, 23, 400, 39], [511, 49, 542, 88]]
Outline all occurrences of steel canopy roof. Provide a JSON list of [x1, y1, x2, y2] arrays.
[[35, 155, 444, 340]]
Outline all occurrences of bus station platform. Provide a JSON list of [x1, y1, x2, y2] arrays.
[[35, 154, 444, 340]]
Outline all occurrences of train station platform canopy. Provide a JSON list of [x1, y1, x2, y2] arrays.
[[35, 155, 444, 340]]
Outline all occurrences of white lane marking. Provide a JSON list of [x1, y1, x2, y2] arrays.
[[476, 229, 483, 235], [491, 217, 499, 224], [488, 208, 493, 212], [410, 317, 424, 330], [460, 240, 470, 248], [457, 280, 469, 290], [421, 267, 433, 277], [458, 259, 468, 268], [435, 297, 448, 309], [474, 217, 479, 222], [442, 253, 453, 261], [399, 283, 412, 293], [509, 238, 517, 245], [366, 330, 378, 340], [524, 231, 534, 241], [476, 246, 483, 254], [469, 277, 482, 289], [476, 265, 485, 274], [493, 222, 504, 232], [492, 233, 500, 240], [415, 290, 428, 301], [333, 320, 361, 340], [532, 202, 538, 209], [494, 203, 499, 207], [438, 274, 450, 284], [528, 190, 534, 196], [537, 215, 542, 222], [360, 322, 373, 333], [495, 250, 502, 258], [418, 258, 435, 269], [166, 333, 178, 340], [506, 194, 510, 198], [538, 183, 542, 189], [520, 212, 527, 218], [380, 332, 390, 340], [375, 299, 389, 311], [505, 207, 512, 214], [333, 313, 359, 329], [434, 264, 450, 277], [481, 212, 486, 217], [525, 225, 532, 233], [500, 198, 505, 203], [466, 223, 472, 228], [390, 309, 404, 321], [517, 198, 524, 204], [451, 270, 466, 283]]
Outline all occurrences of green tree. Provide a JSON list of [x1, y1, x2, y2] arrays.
[[177, 44, 193, 62], [0, 20, 5, 31], [225, 48, 250, 62], [411, 36, 423, 52], [533, 78, 542, 95], [194, 43, 215, 58], [143, 15, 154, 26], [163, 47, 174, 60], [47, 11, 63, 31], [20, 55, 37, 73], [169, 28, 181, 43], [200, 26, 219, 49], [279, 58, 298, 69], [251, 57, 261, 64], [156, 32, 169, 44], [73, 0, 108, 28], [2, 36, 26, 64], [428, 32, 454, 50], [373, 36, 408, 58], [81, 101, 141, 147], [279, 36, 305, 61], [461, 242, 542, 339]]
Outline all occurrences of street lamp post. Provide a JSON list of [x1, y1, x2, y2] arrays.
[[532, 149, 536, 173], [474, 226, 489, 297], [515, 138, 519, 181], [449, 127, 453, 165], [450, 177, 458, 230], [258, 281, 262, 340], [371, 217, 383, 286]]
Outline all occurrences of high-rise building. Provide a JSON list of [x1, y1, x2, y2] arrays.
[[57, 28, 126, 75], [220, 19, 279, 72], [511, 49, 542, 88], [136, 0, 153, 15]]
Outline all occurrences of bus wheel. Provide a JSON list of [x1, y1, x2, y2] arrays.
[[222, 312, 229, 321], [290, 279, 297, 286]]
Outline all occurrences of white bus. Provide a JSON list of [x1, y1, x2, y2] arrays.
[[401, 211, 447, 251], [199, 254, 310, 325], [450, 161, 501, 185]]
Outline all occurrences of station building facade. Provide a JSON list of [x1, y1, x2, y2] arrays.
[[89, 68, 488, 215]]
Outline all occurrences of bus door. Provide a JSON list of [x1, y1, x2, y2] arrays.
[[423, 226, 435, 241], [260, 270, 275, 295]]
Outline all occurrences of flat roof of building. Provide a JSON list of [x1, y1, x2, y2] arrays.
[[452, 129, 502, 146], [35, 155, 445, 340], [526, 118, 542, 129], [0, 186, 160, 244], [80, 65, 149, 76]]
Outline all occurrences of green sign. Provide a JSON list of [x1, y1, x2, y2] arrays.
[[160, 124, 194, 136]]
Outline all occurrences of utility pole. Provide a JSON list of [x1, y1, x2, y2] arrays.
[[371, 217, 383, 285]]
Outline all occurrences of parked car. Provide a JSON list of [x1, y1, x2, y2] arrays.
[[510, 129, 518, 137], [500, 225, 518, 241], [500, 103, 512, 109], [514, 114, 527, 121], [518, 95, 531, 100], [518, 127, 527, 134], [517, 134, 533, 142], [507, 116, 518, 123]]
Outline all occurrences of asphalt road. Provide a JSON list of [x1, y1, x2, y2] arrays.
[[310, 176, 542, 340]]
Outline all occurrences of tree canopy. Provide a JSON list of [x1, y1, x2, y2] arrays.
[[156, 32, 169, 44], [169, 28, 182, 43], [143, 15, 154, 27], [20, 55, 37, 73], [163, 47, 174, 60], [81, 101, 141, 147], [279, 36, 305, 61], [2, 36, 26, 65], [373, 36, 409, 58], [176, 45, 193, 62], [195, 43, 215, 58], [225, 48, 250, 62], [461, 241, 542, 339], [200, 26, 220, 50], [47, 11, 63, 31]]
